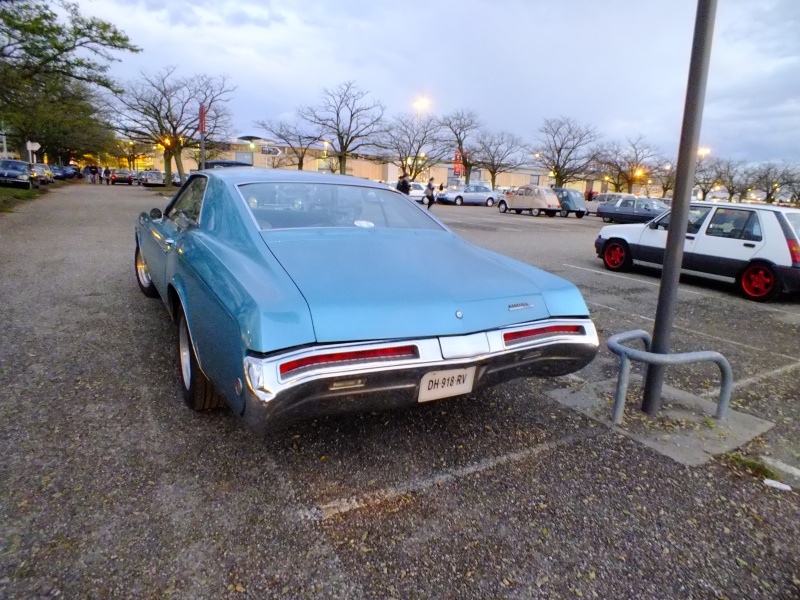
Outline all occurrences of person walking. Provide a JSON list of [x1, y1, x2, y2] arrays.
[[424, 177, 436, 210], [396, 173, 410, 195], [103, 167, 111, 185], [89, 165, 98, 184]]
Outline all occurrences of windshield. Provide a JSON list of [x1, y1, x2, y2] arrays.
[[239, 182, 445, 231]]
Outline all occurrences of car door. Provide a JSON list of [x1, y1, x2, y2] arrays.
[[688, 208, 765, 278], [615, 198, 636, 222], [139, 176, 209, 296], [634, 205, 712, 266]]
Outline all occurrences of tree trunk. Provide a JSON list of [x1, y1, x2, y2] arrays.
[[489, 172, 496, 189], [162, 149, 172, 185], [174, 150, 185, 183], [338, 154, 347, 175], [297, 154, 304, 170], [464, 165, 472, 185], [626, 181, 634, 193]]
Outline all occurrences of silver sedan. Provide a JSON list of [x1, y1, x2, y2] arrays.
[[437, 184, 500, 207]]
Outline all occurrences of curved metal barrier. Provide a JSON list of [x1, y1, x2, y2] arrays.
[[606, 330, 733, 425]]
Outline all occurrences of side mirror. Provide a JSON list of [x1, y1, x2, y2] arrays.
[[149, 208, 163, 220], [649, 222, 659, 230]]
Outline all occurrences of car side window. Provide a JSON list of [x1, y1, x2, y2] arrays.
[[620, 199, 634, 208], [706, 208, 755, 240], [166, 176, 208, 227], [741, 213, 762, 241], [654, 206, 711, 232], [635, 198, 649, 210], [524, 188, 532, 196]]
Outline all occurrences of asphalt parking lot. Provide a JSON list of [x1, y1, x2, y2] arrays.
[[1, 184, 798, 599]]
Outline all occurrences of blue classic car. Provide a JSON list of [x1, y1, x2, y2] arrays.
[[554, 188, 590, 218], [134, 168, 598, 431], [596, 195, 670, 224]]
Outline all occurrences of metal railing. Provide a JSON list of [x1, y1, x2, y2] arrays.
[[606, 330, 732, 425]]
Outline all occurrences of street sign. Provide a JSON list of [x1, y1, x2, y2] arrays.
[[260, 146, 281, 156], [26, 141, 41, 152]]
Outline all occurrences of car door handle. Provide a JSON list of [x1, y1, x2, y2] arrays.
[[743, 242, 756, 248], [164, 238, 175, 250], [686, 235, 695, 240]]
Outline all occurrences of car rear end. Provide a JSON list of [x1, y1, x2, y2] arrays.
[[775, 209, 800, 293]]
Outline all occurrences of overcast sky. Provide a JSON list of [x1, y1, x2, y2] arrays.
[[78, 0, 800, 162]]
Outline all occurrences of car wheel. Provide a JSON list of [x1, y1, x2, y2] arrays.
[[559, 209, 569, 218], [177, 308, 223, 411], [737, 262, 781, 302], [135, 244, 159, 298], [486, 198, 494, 207], [546, 211, 556, 217], [455, 196, 463, 206], [498, 200, 507, 213], [533, 209, 542, 217], [602, 216, 612, 223], [576, 211, 586, 219], [603, 240, 632, 272]]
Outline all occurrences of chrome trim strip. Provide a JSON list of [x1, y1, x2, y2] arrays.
[[244, 318, 598, 403]]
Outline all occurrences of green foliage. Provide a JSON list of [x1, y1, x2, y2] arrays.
[[0, 0, 139, 106]]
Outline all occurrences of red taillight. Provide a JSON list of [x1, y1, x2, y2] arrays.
[[280, 345, 418, 376], [788, 239, 800, 264], [504, 325, 584, 345]]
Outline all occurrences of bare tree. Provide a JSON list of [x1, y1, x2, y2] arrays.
[[112, 66, 234, 183], [712, 158, 757, 201], [693, 156, 719, 200], [374, 113, 448, 181], [255, 119, 318, 170], [753, 162, 796, 203], [532, 117, 600, 188], [474, 131, 528, 189], [597, 135, 660, 193], [649, 156, 677, 198], [298, 81, 384, 175], [439, 109, 482, 185]]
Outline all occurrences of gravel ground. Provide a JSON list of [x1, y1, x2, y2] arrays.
[[1, 183, 798, 598]]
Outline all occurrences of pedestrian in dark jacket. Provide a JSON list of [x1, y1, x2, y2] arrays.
[[425, 177, 436, 210], [396, 174, 410, 195], [103, 167, 111, 185]]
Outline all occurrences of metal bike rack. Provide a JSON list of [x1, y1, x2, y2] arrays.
[[606, 330, 733, 425]]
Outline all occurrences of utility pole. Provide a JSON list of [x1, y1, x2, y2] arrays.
[[642, 0, 718, 414], [199, 104, 206, 170]]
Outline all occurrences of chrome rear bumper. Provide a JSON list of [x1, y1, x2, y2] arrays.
[[242, 318, 598, 432]]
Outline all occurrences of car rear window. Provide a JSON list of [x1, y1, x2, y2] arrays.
[[239, 183, 444, 231], [785, 213, 800, 237]]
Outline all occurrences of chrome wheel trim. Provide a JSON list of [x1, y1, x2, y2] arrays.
[[178, 316, 192, 389], [136, 249, 152, 287]]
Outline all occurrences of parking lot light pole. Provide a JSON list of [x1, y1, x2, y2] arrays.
[[642, 0, 718, 415]]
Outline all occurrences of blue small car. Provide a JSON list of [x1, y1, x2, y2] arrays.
[[554, 188, 590, 218], [134, 168, 598, 432]]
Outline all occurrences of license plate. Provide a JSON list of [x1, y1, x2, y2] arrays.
[[418, 367, 476, 403]]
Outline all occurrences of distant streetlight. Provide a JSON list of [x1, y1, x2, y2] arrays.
[[697, 147, 711, 158], [412, 96, 431, 120], [635, 169, 644, 177]]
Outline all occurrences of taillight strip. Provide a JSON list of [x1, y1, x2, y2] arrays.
[[280, 345, 419, 376], [504, 325, 584, 345]]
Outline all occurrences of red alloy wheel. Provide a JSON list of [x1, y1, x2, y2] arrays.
[[740, 264, 777, 299], [603, 242, 628, 271]]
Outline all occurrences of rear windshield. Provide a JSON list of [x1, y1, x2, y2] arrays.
[[238, 182, 444, 231], [1, 161, 28, 171], [785, 213, 800, 236]]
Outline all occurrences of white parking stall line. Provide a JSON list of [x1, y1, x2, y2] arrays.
[[702, 361, 800, 398], [297, 430, 599, 522], [562, 264, 706, 296], [585, 301, 798, 360]]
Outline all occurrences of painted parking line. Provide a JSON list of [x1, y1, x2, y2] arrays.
[[297, 430, 600, 522], [563, 264, 706, 296], [702, 360, 800, 398], [586, 301, 797, 360]]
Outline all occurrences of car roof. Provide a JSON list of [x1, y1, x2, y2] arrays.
[[200, 166, 389, 190], [690, 201, 800, 214]]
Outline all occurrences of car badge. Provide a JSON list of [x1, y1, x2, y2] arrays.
[[455, 310, 463, 319], [508, 302, 532, 311]]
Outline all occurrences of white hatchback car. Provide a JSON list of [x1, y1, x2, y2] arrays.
[[594, 202, 800, 301]]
